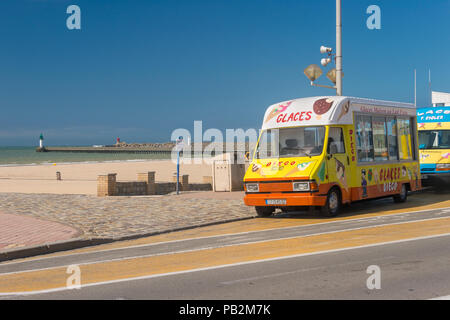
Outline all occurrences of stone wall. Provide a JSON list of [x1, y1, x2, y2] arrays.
[[97, 171, 212, 197], [115, 181, 147, 196]]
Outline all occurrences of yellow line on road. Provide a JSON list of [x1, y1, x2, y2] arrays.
[[2, 216, 450, 294]]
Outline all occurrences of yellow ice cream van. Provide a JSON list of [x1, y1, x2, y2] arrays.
[[244, 96, 421, 217], [417, 107, 450, 188]]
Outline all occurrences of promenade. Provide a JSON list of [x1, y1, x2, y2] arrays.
[[0, 191, 254, 258], [1, 189, 449, 262]]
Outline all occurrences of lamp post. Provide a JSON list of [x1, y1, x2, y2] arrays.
[[175, 137, 184, 195], [336, 0, 343, 96], [304, 0, 343, 96]]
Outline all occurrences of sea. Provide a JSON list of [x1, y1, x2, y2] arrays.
[[0, 147, 172, 166]]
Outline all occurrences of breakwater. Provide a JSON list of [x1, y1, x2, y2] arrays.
[[36, 146, 175, 154], [36, 142, 252, 155]]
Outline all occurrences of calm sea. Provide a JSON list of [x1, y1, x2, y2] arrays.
[[0, 147, 171, 166]]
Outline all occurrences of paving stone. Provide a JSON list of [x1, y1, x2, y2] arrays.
[[0, 193, 256, 239]]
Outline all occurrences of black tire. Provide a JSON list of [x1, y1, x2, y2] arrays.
[[255, 206, 275, 217], [280, 207, 290, 213], [320, 188, 341, 217], [393, 184, 408, 203]]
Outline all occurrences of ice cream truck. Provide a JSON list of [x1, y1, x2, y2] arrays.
[[417, 107, 450, 188], [243, 96, 421, 217]]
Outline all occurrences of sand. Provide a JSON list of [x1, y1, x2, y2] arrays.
[[0, 159, 213, 195]]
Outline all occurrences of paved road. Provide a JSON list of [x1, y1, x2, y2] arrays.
[[12, 234, 450, 300], [1, 202, 450, 300]]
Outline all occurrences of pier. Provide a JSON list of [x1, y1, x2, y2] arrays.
[[35, 143, 252, 155], [36, 146, 175, 154]]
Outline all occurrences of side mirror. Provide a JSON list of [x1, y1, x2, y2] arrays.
[[244, 152, 250, 161]]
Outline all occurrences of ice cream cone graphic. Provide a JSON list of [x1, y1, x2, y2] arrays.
[[337, 101, 350, 121], [313, 98, 334, 121], [339, 174, 349, 192], [251, 163, 266, 177], [438, 152, 450, 163], [285, 161, 312, 177], [285, 167, 298, 176], [335, 159, 348, 192], [264, 101, 292, 123]]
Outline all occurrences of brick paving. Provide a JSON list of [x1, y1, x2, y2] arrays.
[[0, 212, 80, 251], [0, 192, 255, 246]]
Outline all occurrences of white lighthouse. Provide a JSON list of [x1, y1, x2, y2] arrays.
[[39, 133, 44, 149]]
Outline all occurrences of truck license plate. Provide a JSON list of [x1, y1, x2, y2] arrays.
[[266, 199, 286, 205]]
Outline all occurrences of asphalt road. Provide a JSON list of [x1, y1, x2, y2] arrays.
[[1, 197, 450, 300], [13, 234, 450, 300]]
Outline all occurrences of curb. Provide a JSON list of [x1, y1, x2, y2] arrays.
[[0, 215, 256, 263]]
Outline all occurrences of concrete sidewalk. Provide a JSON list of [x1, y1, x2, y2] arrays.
[[0, 191, 254, 261]]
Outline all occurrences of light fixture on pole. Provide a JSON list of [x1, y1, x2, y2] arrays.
[[326, 68, 344, 85], [303, 64, 323, 83], [321, 57, 332, 67], [320, 46, 333, 54], [304, 62, 336, 90], [303, 0, 343, 96]]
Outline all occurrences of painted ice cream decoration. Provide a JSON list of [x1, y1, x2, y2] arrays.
[[438, 152, 450, 163], [312, 98, 334, 120], [265, 101, 293, 123], [337, 100, 350, 121], [251, 163, 265, 176], [285, 161, 314, 176]]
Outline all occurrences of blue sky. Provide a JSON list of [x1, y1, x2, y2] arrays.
[[0, 0, 449, 146]]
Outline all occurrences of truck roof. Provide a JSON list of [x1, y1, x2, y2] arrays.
[[262, 96, 416, 130]]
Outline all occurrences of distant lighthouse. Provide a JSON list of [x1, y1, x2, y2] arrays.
[[39, 133, 44, 149]]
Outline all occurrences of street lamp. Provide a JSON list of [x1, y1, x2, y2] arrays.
[[303, 0, 343, 96], [303, 64, 323, 83], [326, 68, 344, 85]]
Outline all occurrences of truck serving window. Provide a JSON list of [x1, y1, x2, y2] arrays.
[[255, 126, 325, 159], [419, 130, 450, 149], [356, 114, 415, 163]]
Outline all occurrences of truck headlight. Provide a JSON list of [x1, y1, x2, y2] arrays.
[[436, 163, 450, 170], [246, 183, 259, 192], [293, 181, 310, 191]]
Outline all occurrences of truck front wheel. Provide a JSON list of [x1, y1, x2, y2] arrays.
[[320, 188, 341, 217]]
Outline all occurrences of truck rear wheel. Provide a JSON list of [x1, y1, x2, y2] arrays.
[[393, 184, 408, 203], [320, 188, 341, 217], [255, 206, 275, 217]]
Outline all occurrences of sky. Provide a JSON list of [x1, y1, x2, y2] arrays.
[[0, 0, 449, 146]]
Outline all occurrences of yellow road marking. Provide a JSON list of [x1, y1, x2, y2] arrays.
[[2, 216, 450, 293]]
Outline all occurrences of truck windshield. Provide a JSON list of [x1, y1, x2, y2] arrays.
[[419, 130, 450, 149], [255, 126, 325, 159]]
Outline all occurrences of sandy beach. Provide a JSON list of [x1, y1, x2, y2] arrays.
[[0, 159, 213, 195]]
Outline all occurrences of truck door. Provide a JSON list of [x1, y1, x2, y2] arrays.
[[326, 127, 351, 202]]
